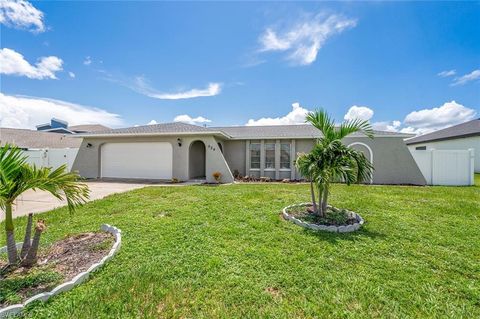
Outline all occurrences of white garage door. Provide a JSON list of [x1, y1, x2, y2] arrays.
[[101, 142, 173, 179]]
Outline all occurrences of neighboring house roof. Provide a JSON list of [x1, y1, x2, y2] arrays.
[[68, 124, 110, 133], [405, 119, 480, 145], [0, 128, 81, 149], [213, 124, 412, 139], [78, 122, 413, 139]]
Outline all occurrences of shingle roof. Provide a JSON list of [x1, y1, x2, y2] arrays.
[[85, 122, 214, 135], [68, 124, 110, 133], [0, 128, 81, 149], [405, 119, 480, 145], [80, 122, 412, 139], [212, 124, 411, 139]]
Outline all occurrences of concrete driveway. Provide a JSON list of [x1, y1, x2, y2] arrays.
[[1, 181, 175, 221]]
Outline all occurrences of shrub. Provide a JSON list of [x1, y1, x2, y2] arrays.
[[212, 171, 222, 183]]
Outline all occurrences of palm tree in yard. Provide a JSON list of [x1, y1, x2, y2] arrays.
[[296, 110, 374, 217], [0, 144, 90, 269]]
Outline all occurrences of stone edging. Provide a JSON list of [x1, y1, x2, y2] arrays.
[[282, 203, 364, 233], [0, 224, 122, 318]]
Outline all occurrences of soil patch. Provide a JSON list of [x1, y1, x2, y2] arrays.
[[0, 232, 114, 307]]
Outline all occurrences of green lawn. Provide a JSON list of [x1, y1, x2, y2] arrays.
[[2, 178, 480, 318]]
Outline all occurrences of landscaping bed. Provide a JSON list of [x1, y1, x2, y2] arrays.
[[0, 232, 114, 307], [282, 203, 364, 233]]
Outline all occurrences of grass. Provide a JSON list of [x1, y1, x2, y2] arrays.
[[0, 270, 62, 306], [1, 176, 479, 318]]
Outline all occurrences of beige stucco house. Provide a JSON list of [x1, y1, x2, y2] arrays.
[[72, 122, 426, 185]]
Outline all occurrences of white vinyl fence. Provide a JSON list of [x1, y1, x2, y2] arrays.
[[23, 148, 79, 172], [410, 149, 475, 186]]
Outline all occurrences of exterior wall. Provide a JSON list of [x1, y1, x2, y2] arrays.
[[343, 137, 426, 185], [223, 140, 246, 176], [407, 136, 480, 173], [72, 135, 234, 183], [234, 137, 426, 185]]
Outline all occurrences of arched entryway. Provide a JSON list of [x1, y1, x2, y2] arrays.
[[189, 140, 206, 179], [348, 142, 373, 184]]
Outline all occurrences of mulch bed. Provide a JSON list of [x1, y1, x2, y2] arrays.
[[287, 205, 358, 226], [0, 232, 114, 307]]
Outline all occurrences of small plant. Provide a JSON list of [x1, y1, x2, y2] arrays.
[[0, 144, 90, 271], [233, 169, 240, 179], [171, 177, 179, 183], [212, 171, 222, 183]]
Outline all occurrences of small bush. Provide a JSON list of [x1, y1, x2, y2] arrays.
[[212, 171, 222, 183]]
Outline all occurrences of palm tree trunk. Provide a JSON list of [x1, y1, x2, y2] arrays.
[[309, 180, 318, 213], [5, 203, 18, 265], [21, 220, 46, 267], [321, 186, 329, 217], [317, 184, 325, 217], [20, 213, 33, 259]]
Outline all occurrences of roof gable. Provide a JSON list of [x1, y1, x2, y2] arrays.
[[405, 119, 480, 145]]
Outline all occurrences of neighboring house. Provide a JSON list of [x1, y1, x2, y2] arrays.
[[0, 127, 81, 149], [0, 122, 107, 171], [405, 119, 480, 173], [0, 127, 81, 171], [72, 122, 426, 185], [36, 118, 110, 134]]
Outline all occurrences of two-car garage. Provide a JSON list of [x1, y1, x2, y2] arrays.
[[100, 142, 173, 180]]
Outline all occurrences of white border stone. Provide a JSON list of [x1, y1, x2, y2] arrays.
[[282, 203, 364, 233], [0, 224, 122, 318]]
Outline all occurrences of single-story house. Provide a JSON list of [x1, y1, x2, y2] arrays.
[[72, 122, 426, 185], [405, 118, 480, 173]]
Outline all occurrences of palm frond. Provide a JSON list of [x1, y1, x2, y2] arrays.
[[337, 118, 374, 140], [305, 109, 336, 141]]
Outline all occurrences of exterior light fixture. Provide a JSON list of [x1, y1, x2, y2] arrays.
[[177, 138, 182, 147]]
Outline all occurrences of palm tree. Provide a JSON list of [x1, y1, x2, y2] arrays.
[[295, 152, 319, 213], [301, 110, 374, 217], [0, 144, 90, 267]]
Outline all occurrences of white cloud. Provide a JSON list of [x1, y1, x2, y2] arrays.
[[451, 69, 480, 86], [0, 0, 45, 32], [68, 71, 75, 78], [173, 115, 211, 125], [259, 13, 356, 65], [132, 76, 221, 100], [372, 120, 401, 132], [83, 56, 92, 66], [437, 69, 456, 77], [403, 101, 476, 133], [0, 48, 63, 79], [246, 102, 310, 126], [344, 105, 374, 121], [0, 93, 123, 129], [147, 120, 158, 125]]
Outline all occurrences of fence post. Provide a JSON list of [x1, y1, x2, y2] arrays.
[[469, 149, 474, 185], [430, 149, 435, 185]]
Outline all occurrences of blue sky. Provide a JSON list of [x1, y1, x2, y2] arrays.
[[0, 1, 479, 134]]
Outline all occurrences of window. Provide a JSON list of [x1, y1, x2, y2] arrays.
[[415, 146, 427, 150], [250, 143, 260, 169], [265, 143, 275, 169], [280, 143, 291, 169]]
